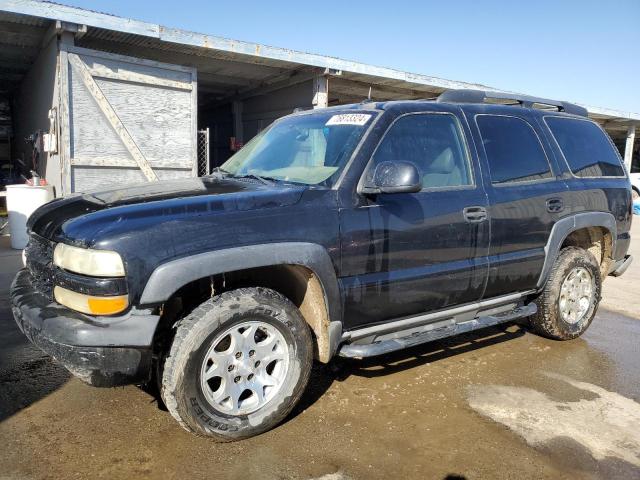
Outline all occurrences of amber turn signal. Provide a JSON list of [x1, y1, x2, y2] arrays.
[[54, 286, 128, 316]]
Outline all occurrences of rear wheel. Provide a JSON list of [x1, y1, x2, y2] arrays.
[[531, 247, 601, 340], [633, 188, 640, 202], [161, 287, 313, 441]]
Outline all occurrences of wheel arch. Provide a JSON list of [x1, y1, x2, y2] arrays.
[[140, 243, 342, 363], [537, 212, 617, 289]]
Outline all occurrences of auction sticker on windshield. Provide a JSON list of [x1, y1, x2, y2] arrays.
[[326, 113, 372, 126]]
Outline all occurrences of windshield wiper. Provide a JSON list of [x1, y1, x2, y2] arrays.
[[232, 173, 276, 185], [206, 167, 232, 179], [209, 168, 274, 184]]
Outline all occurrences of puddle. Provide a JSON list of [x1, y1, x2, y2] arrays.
[[309, 472, 350, 480], [467, 373, 640, 468]]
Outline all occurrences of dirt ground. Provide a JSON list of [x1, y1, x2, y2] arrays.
[[1, 221, 639, 480]]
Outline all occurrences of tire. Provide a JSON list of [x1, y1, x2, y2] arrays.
[[531, 247, 602, 340], [633, 188, 640, 202], [161, 287, 313, 441]]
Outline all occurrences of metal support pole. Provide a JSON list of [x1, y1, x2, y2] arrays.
[[213, 124, 219, 167], [204, 127, 210, 175], [624, 124, 636, 173], [313, 75, 329, 109], [232, 100, 243, 143]]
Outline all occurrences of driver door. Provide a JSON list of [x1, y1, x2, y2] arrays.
[[339, 109, 490, 329]]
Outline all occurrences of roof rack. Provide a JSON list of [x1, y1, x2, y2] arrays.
[[437, 89, 588, 117]]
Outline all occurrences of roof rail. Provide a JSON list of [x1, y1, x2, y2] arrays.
[[437, 89, 588, 117]]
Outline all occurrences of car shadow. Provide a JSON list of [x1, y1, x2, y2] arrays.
[[0, 304, 72, 422], [138, 323, 527, 425], [287, 322, 527, 421], [0, 242, 73, 421], [335, 323, 527, 380]]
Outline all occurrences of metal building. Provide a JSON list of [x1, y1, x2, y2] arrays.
[[0, 0, 638, 196]]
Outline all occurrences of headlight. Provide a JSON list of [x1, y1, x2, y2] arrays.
[[53, 243, 125, 277]]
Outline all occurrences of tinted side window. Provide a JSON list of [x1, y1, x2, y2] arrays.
[[476, 115, 552, 184], [545, 117, 625, 177], [371, 113, 472, 189]]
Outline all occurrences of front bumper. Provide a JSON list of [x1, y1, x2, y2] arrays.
[[10, 269, 160, 387]]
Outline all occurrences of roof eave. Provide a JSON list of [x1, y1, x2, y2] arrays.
[[1, 0, 638, 123]]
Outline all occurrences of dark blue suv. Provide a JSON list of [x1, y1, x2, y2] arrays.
[[11, 89, 633, 440]]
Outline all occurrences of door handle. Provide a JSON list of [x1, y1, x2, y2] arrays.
[[546, 198, 564, 213], [463, 206, 487, 223]]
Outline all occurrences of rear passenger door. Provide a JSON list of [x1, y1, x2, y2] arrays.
[[469, 110, 567, 298]]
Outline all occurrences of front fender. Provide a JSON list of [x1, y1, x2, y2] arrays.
[[139, 242, 342, 327]]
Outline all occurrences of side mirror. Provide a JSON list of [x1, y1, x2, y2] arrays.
[[362, 161, 422, 194]]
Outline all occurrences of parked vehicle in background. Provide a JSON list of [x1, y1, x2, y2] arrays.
[[11, 89, 633, 441]]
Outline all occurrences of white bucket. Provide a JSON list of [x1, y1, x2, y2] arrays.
[[6, 184, 55, 249]]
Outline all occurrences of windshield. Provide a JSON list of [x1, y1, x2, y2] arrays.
[[220, 111, 377, 186]]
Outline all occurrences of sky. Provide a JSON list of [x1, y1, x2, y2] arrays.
[[59, 0, 640, 114]]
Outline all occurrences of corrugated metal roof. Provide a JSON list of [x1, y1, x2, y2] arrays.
[[0, 8, 47, 27], [0, 6, 50, 94], [0, 0, 638, 126]]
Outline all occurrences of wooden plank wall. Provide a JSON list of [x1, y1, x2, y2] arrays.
[[62, 45, 197, 193]]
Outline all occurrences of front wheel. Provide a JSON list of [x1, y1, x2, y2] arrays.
[[161, 287, 313, 441], [530, 247, 602, 340]]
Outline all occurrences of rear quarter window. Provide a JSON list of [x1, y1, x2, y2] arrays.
[[545, 117, 625, 177]]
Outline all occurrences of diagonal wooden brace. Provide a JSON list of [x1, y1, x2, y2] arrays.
[[68, 53, 158, 181]]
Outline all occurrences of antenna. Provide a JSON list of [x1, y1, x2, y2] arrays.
[[367, 86, 372, 101]]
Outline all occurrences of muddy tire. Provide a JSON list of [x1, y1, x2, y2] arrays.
[[531, 247, 601, 340], [161, 287, 313, 441]]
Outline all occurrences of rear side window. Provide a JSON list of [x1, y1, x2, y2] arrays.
[[476, 115, 552, 184], [545, 117, 625, 177]]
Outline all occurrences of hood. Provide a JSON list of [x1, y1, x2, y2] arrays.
[[28, 176, 306, 244]]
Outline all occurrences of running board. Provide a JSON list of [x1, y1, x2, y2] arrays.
[[338, 303, 537, 359]]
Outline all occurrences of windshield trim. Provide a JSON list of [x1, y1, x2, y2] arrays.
[[331, 108, 384, 190]]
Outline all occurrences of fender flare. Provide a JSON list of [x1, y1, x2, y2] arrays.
[[139, 242, 343, 358], [536, 211, 617, 289]]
